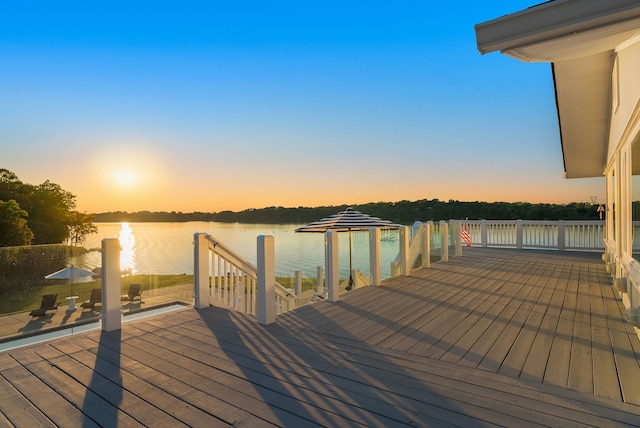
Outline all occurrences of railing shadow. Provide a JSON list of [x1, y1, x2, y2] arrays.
[[82, 330, 122, 428], [190, 306, 484, 426], [3, 246, 637, 425]]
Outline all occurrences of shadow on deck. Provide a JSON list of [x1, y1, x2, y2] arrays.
[[0, 247, 639, 426]]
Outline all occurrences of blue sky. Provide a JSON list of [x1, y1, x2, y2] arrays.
[[0, 1, 606, 213]]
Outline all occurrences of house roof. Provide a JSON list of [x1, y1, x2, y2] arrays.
[[475, 0, 640, 178]]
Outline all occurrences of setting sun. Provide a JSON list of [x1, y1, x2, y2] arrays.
[[114, 169, 136, 187], [84, 141, 172, 211]]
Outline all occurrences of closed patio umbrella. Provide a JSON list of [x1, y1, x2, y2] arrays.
[[295, 207, 400, 288]]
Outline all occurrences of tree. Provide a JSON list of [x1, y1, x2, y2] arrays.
[[0, 199, 34, 246], [0, 169, 24, 203], [0, 169, 97, 245], [67, 211, 97, 245], [20, 180, 76, 244]]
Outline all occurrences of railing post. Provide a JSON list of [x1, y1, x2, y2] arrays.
[[516, 219, 523, 249], [481, 219, 488, 248], [294, 271, 302, 295], [454, 221, 462, 257], [422, 222, 431, 268], [102, 238, 121, 332], [558, 220, 566, 251], [194, 233, 210, 309], [440, 221, 449, 262], [316, 266, 324, 294], [325, 231, 340, 302], [257, 235, 276, 325], [400, 226, 410, 275], [369, 227, 381, 286]]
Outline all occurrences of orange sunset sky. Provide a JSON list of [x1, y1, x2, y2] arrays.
[[2, 1, 607, 214]]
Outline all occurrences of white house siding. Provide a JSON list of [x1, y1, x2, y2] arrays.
[[609, 37, 640, 161], [603, 36, 640, 338]]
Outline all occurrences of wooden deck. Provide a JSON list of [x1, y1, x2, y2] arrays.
[[1, 247, 639, 427]]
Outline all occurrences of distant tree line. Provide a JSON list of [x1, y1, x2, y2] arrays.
[[93, 211, 217, 222], [0, 169, 96, 247], [93, 199, 605, 225]]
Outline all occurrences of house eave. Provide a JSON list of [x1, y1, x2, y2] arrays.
[[474, 0, 640, 179], [476, 0, 640, 61]]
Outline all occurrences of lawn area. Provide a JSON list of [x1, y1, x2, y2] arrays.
[[0, 274, 194, 315], [3, 273, 323, 316]]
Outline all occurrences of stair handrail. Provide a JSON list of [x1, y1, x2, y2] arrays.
[[203, 234, 295, 315]]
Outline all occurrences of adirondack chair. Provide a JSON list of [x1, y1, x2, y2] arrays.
[[29, 294, 59, 317], [121, 284, 142, 303], [80, 289, 102, 311], [295, 289, 315, 308]]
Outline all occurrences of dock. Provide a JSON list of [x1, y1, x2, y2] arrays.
[[1, 247, 639, 426]]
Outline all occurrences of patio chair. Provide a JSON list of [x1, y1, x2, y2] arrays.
[[295, 289, 315, 308], [121, 284, 142, 303], [29, 294, 59, 317], [80, 288, 102, 311]]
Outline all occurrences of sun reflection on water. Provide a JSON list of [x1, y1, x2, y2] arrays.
[[118, 223, 136, 274]]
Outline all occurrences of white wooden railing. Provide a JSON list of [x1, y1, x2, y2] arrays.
[[194, 227, 421, 323], [461, 219, 605, 251], [408, 222, 425, 268], [194, 233, 295, 316], [193, 219, 612, 326], [97, 217, 629, 335]]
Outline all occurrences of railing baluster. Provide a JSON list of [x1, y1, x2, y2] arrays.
[[458, 220, 605, 251]]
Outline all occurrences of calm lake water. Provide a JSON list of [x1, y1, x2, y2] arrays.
[[76, 222, 402, 279]]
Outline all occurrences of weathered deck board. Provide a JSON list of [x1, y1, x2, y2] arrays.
[[519, 262, 566, 383], [0, 353, 94, 428], [13, 348, 143, 427], [49, 337, 228, 428], [438, 258, 540, 368], [567, 263, 594, 394], [1, 247, 640, 426], [499, 262, 561, 379], [388, 258, 516, 354], [0, 357, 58, 427], [482, 260, 552, 375], [125, 322, 454, 427], [544, 261, 579, 388], [590, 268, 623, 401], [317, 334, 640, 427], [602, 281, 640, 403], [149, 307, 635, 427], [74, 331, 312, 427]]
